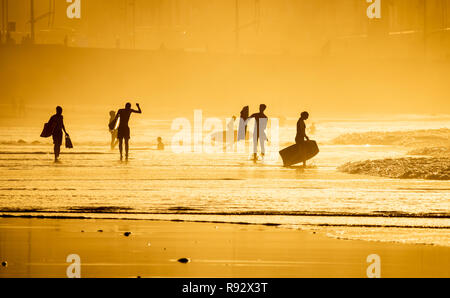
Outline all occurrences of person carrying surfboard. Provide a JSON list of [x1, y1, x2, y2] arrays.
[[48, 106, 69, 162], [110, 103, 142, 161], [295, 111, 310, 167], [237, 106, 250, 142], [279, 111, 319, 168]]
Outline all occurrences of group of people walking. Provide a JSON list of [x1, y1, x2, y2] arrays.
[[237, 104, 310, 164], [44, 103, 142, 162], [43, 103, 311, 166]]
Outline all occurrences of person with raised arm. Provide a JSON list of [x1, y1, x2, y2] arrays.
[[110, 103, 142, 161]]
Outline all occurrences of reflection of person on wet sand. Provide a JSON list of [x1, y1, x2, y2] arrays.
[[296, 111, 310, 168], [109, 111, 119, 150], [49, 106, 69, 162], [110, 103, 142, 161]]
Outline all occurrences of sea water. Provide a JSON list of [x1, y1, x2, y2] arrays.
[[0, 115, 448, 246]]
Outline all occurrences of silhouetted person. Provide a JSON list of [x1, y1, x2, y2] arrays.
[[109, 111, 119, 150], [225, 116, 237, 150], [227, 116, 236, 133], [238, 106, 249, 142], [111, 103, 142, 161], [249, 104, 268, 161], [157, 137, 165, 151], [295, 111, 310, 168], [48, 106, 69, 162]]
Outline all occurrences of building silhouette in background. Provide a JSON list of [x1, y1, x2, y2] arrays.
[[1, 0, 449, 58]]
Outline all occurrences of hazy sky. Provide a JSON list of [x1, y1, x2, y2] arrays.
[[1, 0, 450, 125]]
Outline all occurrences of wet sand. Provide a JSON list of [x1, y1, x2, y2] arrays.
[[0, 217, 448, 278]]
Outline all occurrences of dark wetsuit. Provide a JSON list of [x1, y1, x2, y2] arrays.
[[295, 119, 306, 144], [49, 114, 64, 146], [116, 109, 133, 140]]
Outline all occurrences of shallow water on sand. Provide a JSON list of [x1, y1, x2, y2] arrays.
[[0, 117, 449, 246]]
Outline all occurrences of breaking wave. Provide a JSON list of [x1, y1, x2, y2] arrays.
[[339, 157, 450, 180], [331, 128, 450, 147]]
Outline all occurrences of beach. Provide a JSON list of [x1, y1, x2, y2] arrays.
[[0, 217, 448, 278], [0, 116, 449, 278], [1, 1, 450, 281]]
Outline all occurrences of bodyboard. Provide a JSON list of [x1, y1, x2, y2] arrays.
[[40, 122, 55, 138], [109, 117, 119, 131], [279, 140, 319, 167]]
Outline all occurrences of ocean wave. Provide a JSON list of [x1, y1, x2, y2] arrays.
[[0, 214, 448, 232], [331, 128, 450, 147], [0, 151, 112, 155], [408, 146, 450, 158], [0, 140, 41, 145], [339, 157, 450, 180], [0, 139, 160, 148], [312, 223, 449, 229], [1, 208, 448, 218]]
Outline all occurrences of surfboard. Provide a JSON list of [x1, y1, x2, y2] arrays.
[[279, 140, 319, 167], [109, 117, 120, 131], [210, 130, 254, 144], [40, 122, 55, 138]]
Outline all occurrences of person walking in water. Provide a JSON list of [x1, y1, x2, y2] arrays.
[[48, 106, 69, 162], [109, 111, 119, 150], [249, 104, 268, 162], [295, 111, 310, 168], [110, 103, 142, 161], [238, 106, 249, 142], [157, 137, 165, 151]]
